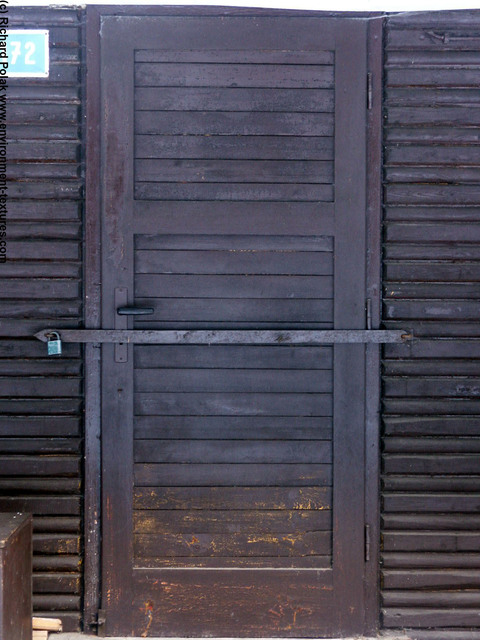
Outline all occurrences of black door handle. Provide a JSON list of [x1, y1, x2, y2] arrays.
[[116, 307, 154, 315]]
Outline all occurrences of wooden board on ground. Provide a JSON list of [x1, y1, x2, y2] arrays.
[[32, 617, 62, 631]]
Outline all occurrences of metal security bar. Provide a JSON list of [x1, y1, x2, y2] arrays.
[[35, 329, 413, 345]]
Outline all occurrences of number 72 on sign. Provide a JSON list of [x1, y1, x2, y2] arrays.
[[6, 30, 49, 77]]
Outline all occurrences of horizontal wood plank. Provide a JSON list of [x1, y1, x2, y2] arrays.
[[0, 495, 80, 515], [383, 493, 480, 512], [382, 608, 480, 628], [135, 111, 334, 136], [134, 440, 332, 464], [382, 568, 480, 590], [135, 87, 334, 112], [135, 555, 331, 568], [383, 531, 480, 552], [134, 486, 331, 510], [0, 416, 80, 437], [135, 63, 334, 88], [383, 415, 480, 437], [383, 437, 480, 453], [383, 476, 480, 492], [135, 463, 332, 487], [135, 274, 333, 298], [385, 261, 480, 282], [33, 573, 80, 594], [383, 513, 480, 531], [134, 368, 332, 393], [134, 509, 331, 534], [383, 590, 480, 608], [135, 182, 334, 202], [387, 68, 480, 87], [384, 376, 480, 398], [136, 159, 333, 184], [383, 552, 480, 569], [134, 531, 331, 558], [136, 134, 334, 160], [132, 298, 333, 323], [134, 345, 333, 369], [134, 415, 332, 440], [134, 228, 334, 250], [0, 456, 80, 476], [135, 249, 333, 276], [383, 454, 480, 474], [134, 49, 335, 64], [135, 392, 332, 416]]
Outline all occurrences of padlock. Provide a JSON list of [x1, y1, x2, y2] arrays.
[[47, 332, 62, 356]]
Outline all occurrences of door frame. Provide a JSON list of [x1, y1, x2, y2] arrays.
[[83, 6, 384, 635]]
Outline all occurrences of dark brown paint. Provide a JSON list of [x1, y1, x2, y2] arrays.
[[1, 8, 85, 631], [96, 10, 372, 636], [382, 10, 480, 639], [0, 514, 32, 640]]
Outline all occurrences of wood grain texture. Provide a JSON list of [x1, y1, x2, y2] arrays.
[[132, 568, 335, 637], [134, 414, 332, 440], [1, 8, 85, 632], [382, 11, 480, 637], [135, 463, 332, 487], [135, 87, 334, 112], [98, 10, 370, 637], [134, 486, 331, 510]]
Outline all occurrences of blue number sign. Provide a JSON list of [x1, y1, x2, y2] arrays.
[[7, 30, 49, 77]]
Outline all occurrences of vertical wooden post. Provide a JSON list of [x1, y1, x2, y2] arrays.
[[84, 6, 102, 633], [365, 13, 385, 636]]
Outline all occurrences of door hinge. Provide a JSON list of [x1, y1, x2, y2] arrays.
[[366, 298, 372, 331], [365, 524, 371, 562], [367, 73, 373, 110], [90, 609, 106, 637]]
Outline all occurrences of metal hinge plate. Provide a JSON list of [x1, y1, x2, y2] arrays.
[[90, 609, 106, 637], [367, 73, 373, 110], [365, 524, 371, 562]]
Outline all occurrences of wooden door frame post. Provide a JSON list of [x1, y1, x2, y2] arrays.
[[83, 6, 102, 633], [365, 14, 385, 636]]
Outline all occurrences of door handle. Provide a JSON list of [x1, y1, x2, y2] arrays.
[[116, 307, 154, 316]]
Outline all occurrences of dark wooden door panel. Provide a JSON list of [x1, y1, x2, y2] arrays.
[[100, 12, 368, 637]]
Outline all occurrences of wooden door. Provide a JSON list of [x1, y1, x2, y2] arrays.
[[98, 12, 368, 637]]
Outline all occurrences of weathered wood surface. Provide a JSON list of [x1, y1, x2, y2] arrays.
[[132, 569, 335, 637], [382, 11, 480, 639], [0, 513, 32, 640], [0, 7, 85, 632], [98, 11, 369, 636]]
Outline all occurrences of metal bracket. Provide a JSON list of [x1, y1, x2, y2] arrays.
[[35, 328, 413, 345], [89, 609, 106, 637], [114, 287, 128, 363], [365, 524, 371, 562], [367, 72, 373, 110]]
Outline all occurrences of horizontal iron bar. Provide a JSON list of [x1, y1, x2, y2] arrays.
[[35, 329, 412, 345]]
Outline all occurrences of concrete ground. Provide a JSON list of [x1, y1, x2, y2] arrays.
[[53, 633, 409, 640]]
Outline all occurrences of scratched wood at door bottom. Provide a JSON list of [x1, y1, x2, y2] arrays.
[[132, 568, 335, 637]]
